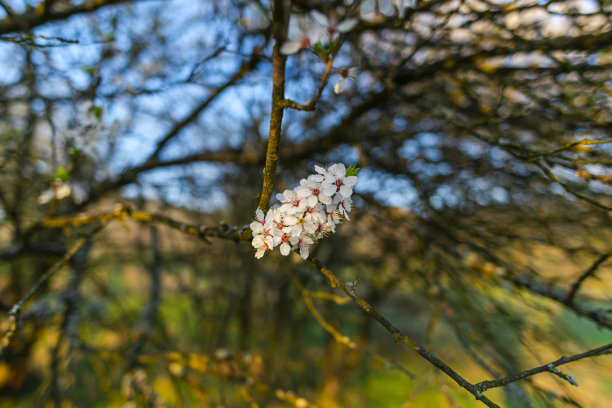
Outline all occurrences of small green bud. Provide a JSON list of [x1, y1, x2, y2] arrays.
[[313, 41, 327, 60], [328, 37, 341, 54], [345, 164, 360, 177], [81, 66, 96, 76], [93, 105, 103, 120], [54, 165, 70, 182]]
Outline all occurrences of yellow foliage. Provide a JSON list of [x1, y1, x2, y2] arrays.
[[188, 353, 210, 372], [475, 57, 497, 73], [0, 362, 12, 387]]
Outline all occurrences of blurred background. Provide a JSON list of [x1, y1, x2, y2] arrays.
[[0, 0, 611, 406]]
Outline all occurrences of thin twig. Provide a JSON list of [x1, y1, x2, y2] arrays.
[[283, 57, 336, 112], [525, 139, 612, 161], [290, 271, 415, 379], [565, 253, 610, 305], [41, 205, 252, 243], [0, 223, 107, 358], [308, 257, 501, 408], [474, 343, 612, 392], [536, 161, 612, 211]]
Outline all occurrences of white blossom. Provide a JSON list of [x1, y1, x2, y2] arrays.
[[334, 67, 359, 94], [310, 11, 358, 37], [314, 220, 332, 240], [295, 178, 333, 207], [322, 163, 359, 198], [272, 208, 299, 234], [291, 234, 314, 259], [250, 163, 359, 259], [280, 15, 324, 55], [310, 165, 328, 182], [252, 235, 274, 259], [326, 209, 341, 234], [250, 208, 274, 239], [333, 195, 353, 220], [274, 230, 293, 256], [293, 212, 317, 235], [304, 203, 327, 225], [38, 181, 73, 205], [277, 189, 307, 215]]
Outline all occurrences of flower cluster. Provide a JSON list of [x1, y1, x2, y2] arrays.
[[280, 11, 360, 93], [280, 11, 358, 56], [251, 163, 359, 260]]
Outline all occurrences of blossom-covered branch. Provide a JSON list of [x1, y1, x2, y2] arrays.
[[251, 163, 358, 259]]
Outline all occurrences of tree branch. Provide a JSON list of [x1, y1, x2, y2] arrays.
[[0, 0, 135, 35], [257, 0, 289, 212], [148, 52, 262, 160], [474, 343, 612, 392], [282, 52, 335, 112], [0, 222, 107, 358], [290, 271, 415, 379], [565, 253, 611, 305], [308, 257, 502, 408]]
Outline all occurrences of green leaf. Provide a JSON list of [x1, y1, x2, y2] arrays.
[[345, 164, 360, 177], [81, 66, 96, 76], [70, 147, 81, 159], [313, 41, 327, 60], [93, 105, 103, 120], [54, 165, 70, 182], [329, 37, 341, 54]]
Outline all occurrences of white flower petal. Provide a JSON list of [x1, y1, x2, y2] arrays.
[[319, 194, 332, 205], [252, 236, 264, 247], [279, 203, 293, 213], [250, 221, 263, 232], [344, 176, 358, 186], [340, 185, 353, 197], [334, 78, 347, 94], [334, 163, 346, 176], [324, 175, 335, 184], [304, 222, 317, 234], [314, 165, 327, 175], [336, 18, 358, 32], [300, 246, 310, 259], [280, 242, 291, 256], [323, 184, 337, 196], [309, 174, 324, 182], [255, 249, 265, 259], [280, 41, 302, 55], [310, 10, 329, 27], [255, 208, 264, 220], [295, 186, 311, 198], [307, 195, 318, 208], [289, 225, 302, 237], [284, 215, 298, 225]]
